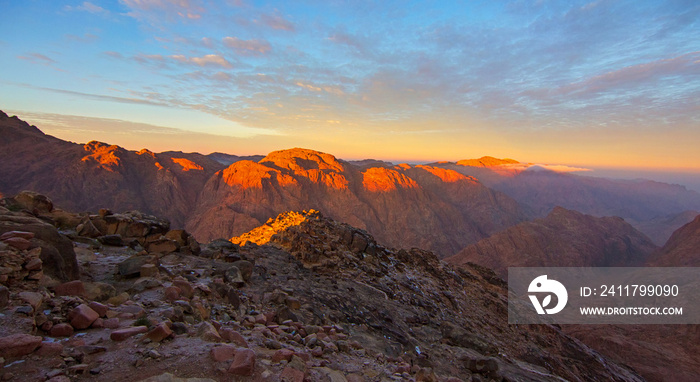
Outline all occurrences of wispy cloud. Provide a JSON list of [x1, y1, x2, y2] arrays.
[[17, 53, 56, 66], [120, 0, 204, 21], [258, 12, 295, 32], [13, 83, 170, 107], [223, 37, 271, 55], [64, 1, 109, 14], [171, 54, 232, 68]]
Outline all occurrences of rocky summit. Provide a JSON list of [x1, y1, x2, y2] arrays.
[[0, 192, 642, 382]]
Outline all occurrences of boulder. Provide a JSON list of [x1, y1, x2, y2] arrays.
[[49, 323, 74, 337], [147, 238, 179, 254], [0, 333, 42, 358], [0, 212, 78, 281], [110, 326, 148, 341], [118, 255, 156, 278], [69, 304, 99, 329], [146, 322, 173, 342], [98, 235, 124, 246], [14, 191, 53, 213], [228, 348, 255, 376], [196, 321, 222, 342], [211, 345, 237, 362]]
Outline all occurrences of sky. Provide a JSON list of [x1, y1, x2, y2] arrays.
[[1, 0, 699, 173]]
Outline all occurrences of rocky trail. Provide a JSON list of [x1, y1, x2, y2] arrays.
[[0, 192, 642, 381]]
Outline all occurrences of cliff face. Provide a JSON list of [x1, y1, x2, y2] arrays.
[[445, 206, 658, 276], [186, 148, 528, 257]]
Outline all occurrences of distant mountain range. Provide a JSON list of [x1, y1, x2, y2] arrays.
[[2, 110, 699, 257]]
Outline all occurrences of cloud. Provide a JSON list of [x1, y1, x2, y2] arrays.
[[554, 52, 700, 97], [17, 53, 64, 72], [223, 37, 271, 55], [171, 54, 232, 68], [14, 83, 170, 107], [103, 51, 124, 59], [258, 12, 295, 31], [64, 1, 109, 14], [120, 0, 204, 21]]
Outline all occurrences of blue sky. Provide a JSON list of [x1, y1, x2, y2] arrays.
[[0, 0, 699, 170]]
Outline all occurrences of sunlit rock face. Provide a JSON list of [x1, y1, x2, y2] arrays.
[[188, 148, 528, 257]]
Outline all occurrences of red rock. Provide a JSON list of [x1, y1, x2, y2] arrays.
[[147, 238, 179, 254], [220, 328, 248, 347], [0, 333, 42, 357], [69, 304, 99, 329], [146, 323, 173, 342], [211, 345, 237, 362], [25, 257, 43, 271], [0, 285, 8, 308], [49, 323, 74, 337], [272, 348, 295, 363], [140, 263, 159, 277], [228, 348, 255, 376], [3, 236, 31, 250], [280, 366, 305, 382], [91, 318, 105, 328], [164, 286, 181, 301], [55, 280, 86, 297], [88, 301, 108, 317], [47, 376, 71, 382], [36, 341, 64, 356], [346, 375, 365, 382], [40, 321, 53, 332], [294, 352, 311, 362], [103, 318, 120, 329], [110, 326, 148, 341], [0, 231, 35, 240], [172, 279, 194, 298]]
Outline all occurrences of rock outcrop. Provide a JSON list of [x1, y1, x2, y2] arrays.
[[445, 206, 658, 276], [0, 196, 78, 281]]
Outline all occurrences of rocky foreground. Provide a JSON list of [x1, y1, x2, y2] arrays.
[[0, 192, 642, 381]]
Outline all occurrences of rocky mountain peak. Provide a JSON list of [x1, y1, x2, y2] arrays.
[[456, 156, 519, 167], [260, 148, 345, 173], [361, 167, 419, 192], [81, 141, 125, 170]]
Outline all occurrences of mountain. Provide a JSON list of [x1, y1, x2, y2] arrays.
[[445, 207, 657, 276], [627, 210, 700, 246], [0, 111, 225, 228], [0, 112, 528, 257], [433, 158, 700, 242], [648, 213, 700, 266], [185, 148, 528, 256]]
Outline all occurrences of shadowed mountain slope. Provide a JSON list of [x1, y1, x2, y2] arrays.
[[445, 207, 657, 276]]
